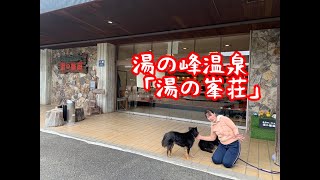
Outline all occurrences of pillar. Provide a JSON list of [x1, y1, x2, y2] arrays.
[[96, 43, 116, 113], [40, 49, 52, 105]]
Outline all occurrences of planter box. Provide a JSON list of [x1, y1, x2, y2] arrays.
[[250, 116, 275, 141]]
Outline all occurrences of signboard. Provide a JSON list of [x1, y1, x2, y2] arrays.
[[58, 53, 88, 74], [98, 60, 105, 67], [259, 118, 276, 129]]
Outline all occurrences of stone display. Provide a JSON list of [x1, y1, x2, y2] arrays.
[[50, 46, 97, 109], [248, 28, 280, 116]]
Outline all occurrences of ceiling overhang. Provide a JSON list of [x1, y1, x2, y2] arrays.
[[40, 0, 280, 49]]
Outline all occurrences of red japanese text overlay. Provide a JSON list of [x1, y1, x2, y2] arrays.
[[180, 79, 201, 97], [201, 52, 225, 76], [131, 52, 155, 76], [177, 52, 202, 76], [154, 76, 179, 100], [156, 55, 177, 74], [203, 76, 225, 101], [131, 51, 261, 101]]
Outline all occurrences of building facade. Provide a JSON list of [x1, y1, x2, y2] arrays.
[[40, 0, 280, 130]]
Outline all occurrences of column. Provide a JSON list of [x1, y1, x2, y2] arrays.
[[248, 28, 280, 115], [96, 43, 116, 113], [40, 49, 52, 105]]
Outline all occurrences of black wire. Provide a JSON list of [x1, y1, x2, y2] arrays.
[[238, 158, 280, 174]]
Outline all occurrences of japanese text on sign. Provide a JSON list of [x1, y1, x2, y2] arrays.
[[58, 53, 88, 74]]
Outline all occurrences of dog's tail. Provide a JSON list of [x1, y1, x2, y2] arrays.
[[161, 132, 172, 147]]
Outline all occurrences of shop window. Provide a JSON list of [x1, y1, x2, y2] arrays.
[[195, 37, 221, 57]]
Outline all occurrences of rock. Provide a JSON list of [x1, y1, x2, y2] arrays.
[[268, 47, 280, 57], [45, 108, 64, 127], [258, 65, 270, 74], [270, 64, 278, 73], [252, 37, 268, 49], [250, 74, 262, 85], [269, 55, 280, 64], [268, 42, 277, 50], [82, 99, 90, 116], [254, 30, 269, 37], [262, 71, 275, 81], [75, 108, 85, 122], [76, 97, 86, 108], [251, 51, 268, 65]]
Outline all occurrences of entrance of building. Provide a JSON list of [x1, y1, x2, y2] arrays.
[[115, 34, 250, 129]]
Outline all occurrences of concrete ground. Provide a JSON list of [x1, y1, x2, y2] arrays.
[[40, 105, 280, 180], [41, 131, 232, 180]]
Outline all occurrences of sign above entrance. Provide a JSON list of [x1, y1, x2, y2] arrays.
[[58, 53, 88, 74]]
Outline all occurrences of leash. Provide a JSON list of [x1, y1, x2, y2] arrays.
[[237, 158, 280, 174]]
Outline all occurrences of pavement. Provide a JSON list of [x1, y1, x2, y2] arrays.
[[41, 131, 232, 180]]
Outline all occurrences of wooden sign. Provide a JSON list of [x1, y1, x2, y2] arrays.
[[58, 53, 88, 74]]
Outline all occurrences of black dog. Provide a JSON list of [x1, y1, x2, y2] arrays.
[[161, 127, 199, 159], [198, 138, 220, 153]]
